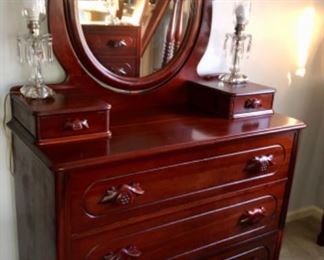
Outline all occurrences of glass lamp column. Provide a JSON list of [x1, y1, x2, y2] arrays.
[[18, 0, 55, 99], [219, 0, 252, 85]]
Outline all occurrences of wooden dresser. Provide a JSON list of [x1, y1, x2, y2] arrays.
[[9, 0, 306, 259], [9, 92, 305, 259], [82, 25, 141, 77]]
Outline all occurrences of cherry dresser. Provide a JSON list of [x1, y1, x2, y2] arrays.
[[82, 25, 141, 77], [9, 0, 305, 259]]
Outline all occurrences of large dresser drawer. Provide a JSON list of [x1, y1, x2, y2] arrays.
[[70, 182, 285, 259], [69, 134, 293, 233], [177, 232, 278, 259]]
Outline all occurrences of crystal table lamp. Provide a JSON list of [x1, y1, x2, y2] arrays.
[[219, 0, 252, 85], [17, 0, 55, 99]]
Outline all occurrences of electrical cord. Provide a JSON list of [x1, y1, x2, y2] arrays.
[[2, 93, 14, 175]]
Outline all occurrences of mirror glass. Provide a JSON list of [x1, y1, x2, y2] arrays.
[[77, 0, 194, 77]]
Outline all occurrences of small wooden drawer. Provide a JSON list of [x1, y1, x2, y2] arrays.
[[233, 93, 274, 117], [70, 183, 285, 259], [188, 79, 275, 119], [38, 110, 110, 142], [69, 134, 293, 233], [82, 25, 141, 57], [97, 57, 139, 77], [11, 90, 111, 145]]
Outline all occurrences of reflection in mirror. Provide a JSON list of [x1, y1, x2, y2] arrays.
[[77, 0, 193, 77]]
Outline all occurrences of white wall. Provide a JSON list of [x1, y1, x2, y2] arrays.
[[0, 0, 323, 259], [0, 1, 64, 259], [199, 0, 324, 211]]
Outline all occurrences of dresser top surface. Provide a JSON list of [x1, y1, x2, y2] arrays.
[[189, 78, 276, 96], [10, 106, 305, 172], [11, 88, 111, 116]]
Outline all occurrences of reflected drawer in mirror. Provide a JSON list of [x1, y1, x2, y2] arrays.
[[82, 25, 141, 57]]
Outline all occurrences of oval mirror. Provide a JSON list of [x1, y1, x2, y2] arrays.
[[66, 0, 203, 92]]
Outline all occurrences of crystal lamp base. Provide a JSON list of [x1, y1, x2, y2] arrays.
[[219, 73, 248, 85], [20, 84, 55, 99]]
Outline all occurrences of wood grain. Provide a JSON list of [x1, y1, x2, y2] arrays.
[[13, 135, 56, 260]]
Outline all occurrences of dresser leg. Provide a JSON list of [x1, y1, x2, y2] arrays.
[[317, 214, 324, 246]]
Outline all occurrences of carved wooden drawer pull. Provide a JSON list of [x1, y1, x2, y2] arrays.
[[244, 98, 262, 109], [108, 66, 128, 76], [246, 154, 274, 174], [107, 39, 128, 48], [240, 207, 266, 225], [64, 119, 89, 131], [104, 245, 142, 260], [116, 67, 127, 76], [100, 183, 144, 205]]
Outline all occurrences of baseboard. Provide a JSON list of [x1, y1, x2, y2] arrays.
[[286, 205, 324, 223]]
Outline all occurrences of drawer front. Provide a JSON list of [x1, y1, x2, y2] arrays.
[[178, 232, 278, 259], [70, 183, 284, 259], [70, 135, 292, 233], [83, 26, 140, 57], [38, 110, 109, 140], [97, 57, 139, 77], [233, 94, 273, 116]]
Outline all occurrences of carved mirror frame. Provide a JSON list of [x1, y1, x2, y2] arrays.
[[49, 0, 209, 93]]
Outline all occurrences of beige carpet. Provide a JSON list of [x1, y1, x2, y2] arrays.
[[280, 216, 324, 259]]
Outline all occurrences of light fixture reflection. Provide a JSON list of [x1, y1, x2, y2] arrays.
[[295, 7, 315, 77]]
